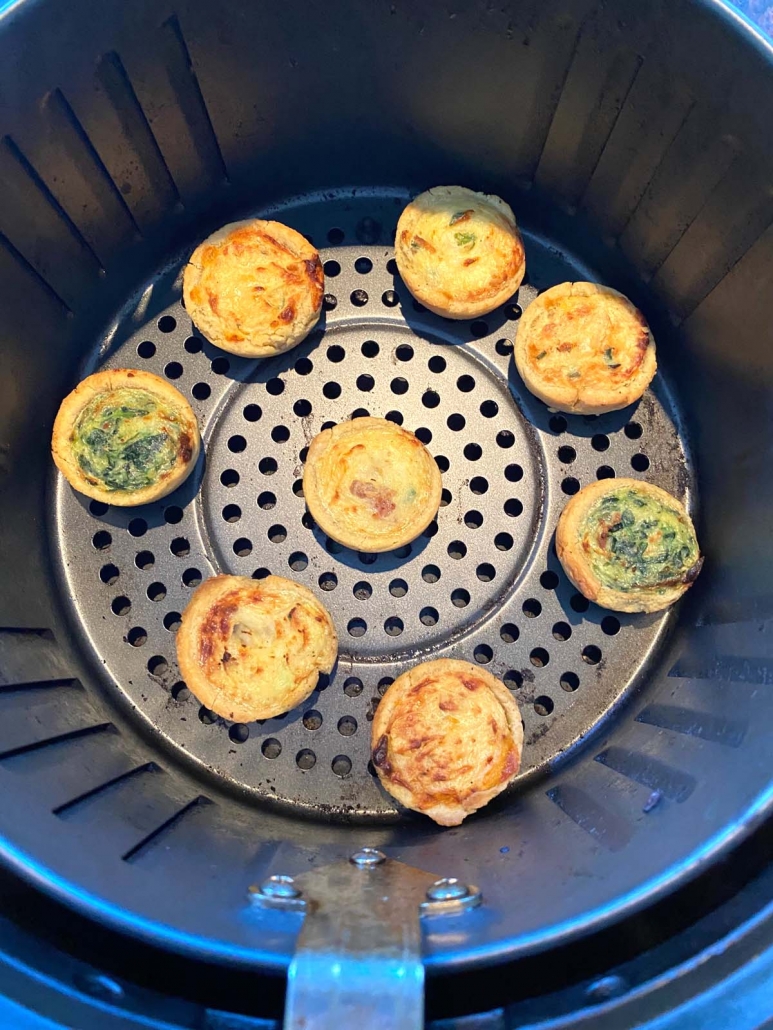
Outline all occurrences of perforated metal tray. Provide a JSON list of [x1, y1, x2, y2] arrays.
[[53, 190, 695, 820]]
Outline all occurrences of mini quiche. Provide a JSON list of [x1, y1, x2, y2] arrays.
[[394, 186, 526, 319], [514, 282, 657, 414], [303, 416, 442, 552], [52, 369, 200, 506], [183, 219, 324, 357], [371, 659, 523, 826], [176, 575, 337, 722], [556, 478, 703, 613]]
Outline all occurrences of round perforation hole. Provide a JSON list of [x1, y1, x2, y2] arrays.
[[170, 538, 189, 557], [625, 421, 643, 439], [552, 621, 572, 641], [534, 696, 554, 716], [361, 340, 379, 358], [389, 578, 408, 597], [164, 612, 181, 632], [476, 563, 495, 582], [451, 588, 470, 608], [422, 564, 440, 583], [148, 655, 168, 677], [348, 618, 367, 637], [319, 571, 338, 591], [592, 434, 610, 451], [470, 476, 488, 495], [100, 564, 119, 585], [185, 336, 203, 353], [384, 616, 403, 636], [127, 627, 147, 647], [448, 540, 467, 560], [504, 670, 523, 689], [474, 644, 493, 664], [344, 677, 363, 697], [332, 755, 352, 777], [582, 645, 602, 665], [137, 340, 155, 359], [147, 582, 166, 602], [558, 445, 576, 463], [338, 716, 357, 736], [420, 606, 439, 626], [560, 672, 580, 692], [602, 615, 621, 636], [465, 510, 483, 529], [296, 749, 316, 770], [500, 623, 519, 643], [303, 710, 323, 731], [631, 453, 650, 472], [530, 647, 550, 668], [597, 466, 616, 479], [111, 596, 130, 616], [571, 593, 590, 613], [262, 738, 282, 759], [523, 598, 542, 618]]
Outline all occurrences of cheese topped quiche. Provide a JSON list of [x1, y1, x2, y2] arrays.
[[176, 575, 337, 722], [52, 369, 200, 506], [371, 659, 523, 826], [183, 219, 324, 357], [556, 478, 702, 613], [395, 186, 526, 319], [303, 416, 442, 552], [515, 282, 657, 414]]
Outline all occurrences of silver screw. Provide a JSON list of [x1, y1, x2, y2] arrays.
[[259, 874, 301, 899], [350, 847, 386, 867], [426, 877, 470, 902]]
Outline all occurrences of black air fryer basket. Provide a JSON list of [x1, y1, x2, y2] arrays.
[[1, 0, 773, 1026]]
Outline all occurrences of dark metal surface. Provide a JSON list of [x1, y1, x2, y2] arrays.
[[53, 191, 693, 819], [0, 0, 771, 1012]]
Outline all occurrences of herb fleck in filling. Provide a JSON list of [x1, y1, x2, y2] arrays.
[[71, 388, 188, 492], [581, 488, 700, 594]]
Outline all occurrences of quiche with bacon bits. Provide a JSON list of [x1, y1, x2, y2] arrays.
[[303, 417, 442, 552], [371, 659, 524, 826], [514, 281, 657, 414], [183, 219, 324, 357], [176, 575, 337, 722], [556, 478, 702, 613], [394, 186, 526, 319]]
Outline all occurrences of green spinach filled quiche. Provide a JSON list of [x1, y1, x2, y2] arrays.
[[52, 369, 200, 506], [556, 478, 702, 613]]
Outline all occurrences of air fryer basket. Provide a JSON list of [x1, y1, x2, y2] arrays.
[[0, 0, 772, 1001]]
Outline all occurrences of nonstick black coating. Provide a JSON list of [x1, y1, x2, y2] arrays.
[[0, 0, 771, 977]]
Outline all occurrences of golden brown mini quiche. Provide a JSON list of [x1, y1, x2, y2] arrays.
[[176, 575, 337, 722], [371, 659, 523, 826], [556, 478, 702, 613], [394, 186, 526, 319], [514, 282, 657, 414], [303, 416, 442, 552], [52, 369, 200, 506], [183, 219, 324, 357]]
